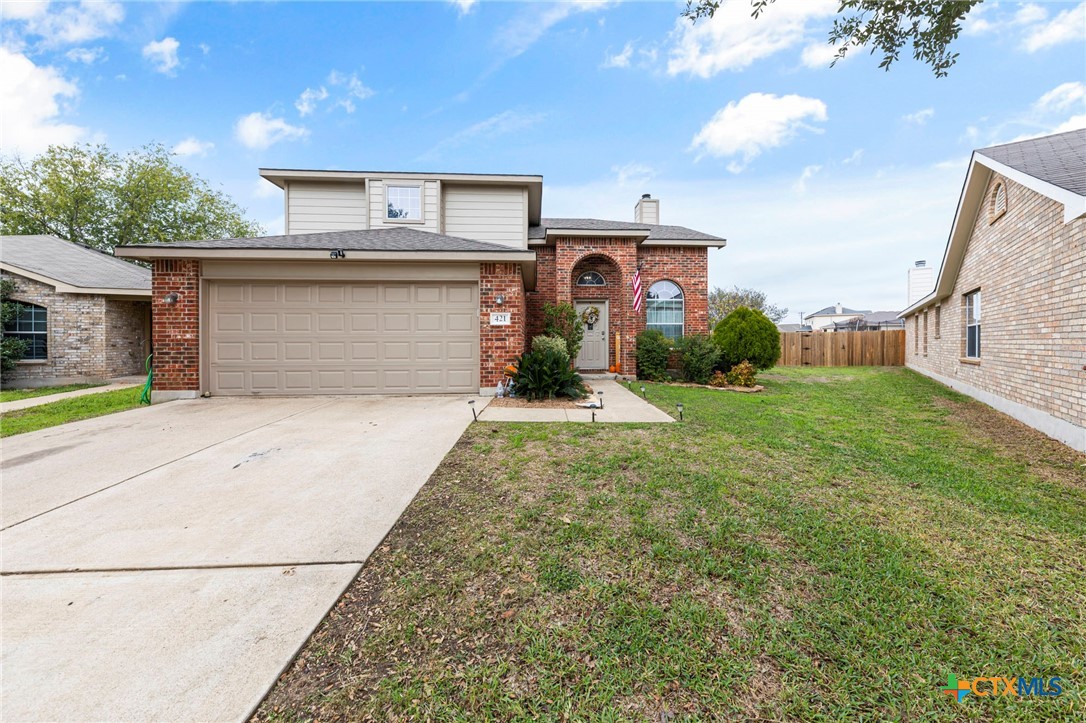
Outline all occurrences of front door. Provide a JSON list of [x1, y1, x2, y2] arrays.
[[574, 300, 608, 370]]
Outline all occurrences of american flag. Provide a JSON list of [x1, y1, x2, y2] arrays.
[[632, 266, 643, 312]]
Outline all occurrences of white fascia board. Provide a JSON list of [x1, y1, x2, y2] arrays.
[[974, 153, 1086, 223], [640, 239, 727, 248], [113, 247, 536, 262], [545, 229, 651, 240]]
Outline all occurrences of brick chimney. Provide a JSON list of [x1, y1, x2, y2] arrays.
[[634, 193, 659, 225]]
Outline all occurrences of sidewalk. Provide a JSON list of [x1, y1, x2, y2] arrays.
[[477, 379, 673, 423], [1, 376, 145, 414]]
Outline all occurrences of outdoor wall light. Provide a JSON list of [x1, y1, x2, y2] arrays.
[[329, 248, 347, 259], [676, 402, 684, 421], [163, 292, 179, 304], [596, 390, 604, 409], [495, 294, 505, 305], [468, 399, 477, 422]]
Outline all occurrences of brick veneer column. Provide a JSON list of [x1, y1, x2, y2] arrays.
[[480, 262, 525, 389], [151, 259, 201, 397]]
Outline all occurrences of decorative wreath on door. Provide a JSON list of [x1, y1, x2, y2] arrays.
[[580, 306, 601, 326]]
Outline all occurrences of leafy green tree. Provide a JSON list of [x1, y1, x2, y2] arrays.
[[0, 278, 29, 374], [1, 144, 263, 251], [708, 285, 788, 328], [682, 0, 983, 77], [712, 306, 781, 371]]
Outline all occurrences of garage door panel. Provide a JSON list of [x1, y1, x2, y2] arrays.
[[208, 281, 479, 395]]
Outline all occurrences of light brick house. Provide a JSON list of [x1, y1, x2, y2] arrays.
[[1, 235, 152, 387], [115, 170, 724, 401], [900, 130, 1085, 452]]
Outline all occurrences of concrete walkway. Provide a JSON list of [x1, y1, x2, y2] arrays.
[[1, 394, 482, 721], [0, 376, 145, 414], [478, 379, 673, 423]]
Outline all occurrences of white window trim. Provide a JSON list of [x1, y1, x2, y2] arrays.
[[645, 280, 685, 339], [384, 182, 425, 224], [964, 290, 981, 360]]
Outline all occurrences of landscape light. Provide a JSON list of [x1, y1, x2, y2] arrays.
[[676, 402, 684, 421], [596, 390, 603, 409], [640, 385, 646, 398], [468, 399, 477, 422]]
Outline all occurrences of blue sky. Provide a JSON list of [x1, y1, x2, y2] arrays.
[[3, 0, 1084, 318]]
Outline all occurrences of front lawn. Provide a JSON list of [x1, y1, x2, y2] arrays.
[[0, 387, 143, 437], [0, 382, 105, 403], [256, 367, 1085, 721]]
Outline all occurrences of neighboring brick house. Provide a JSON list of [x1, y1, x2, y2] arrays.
[[115, 171, 725, 401], [1, 235, 152, 387], [900, 129, 1085, 452]]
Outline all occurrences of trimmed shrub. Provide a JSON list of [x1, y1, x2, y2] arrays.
[[712, 306, 781, 371], [708, 371, 729, 388], [636, 329, 671, 381], [726, 360, 757, 387], [542, 302, 584, 361], [531, 334, 570, 365], [515, 348, 588, 400], [677, 334, 720, 384]]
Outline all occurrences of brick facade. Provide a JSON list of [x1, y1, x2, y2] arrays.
[[1, 271, 149, 386], [526, 237, 709, 373], [479, 262, 526, 388], [903, 174, 1085, 449], [151, 259, 201, 392]]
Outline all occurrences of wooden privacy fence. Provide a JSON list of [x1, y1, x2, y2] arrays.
[[779, 330, 905, 367]]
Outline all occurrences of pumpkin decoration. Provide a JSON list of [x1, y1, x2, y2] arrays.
[[609, 364, 616, 373]]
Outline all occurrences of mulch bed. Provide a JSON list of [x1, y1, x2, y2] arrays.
[[657, 381, 764, 393], [487, 384, 596, 409]]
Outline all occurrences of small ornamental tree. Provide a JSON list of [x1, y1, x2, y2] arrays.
[[712, 306, 781, 371], [542, 302, 584, 362], [0, 278, 29, 374]]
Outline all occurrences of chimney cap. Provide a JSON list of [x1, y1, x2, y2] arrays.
[[915, 260, 926, 267], [641, 193, 652, 199]]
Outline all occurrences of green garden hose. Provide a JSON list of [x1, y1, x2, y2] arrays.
[[140, 353, 153, 405]]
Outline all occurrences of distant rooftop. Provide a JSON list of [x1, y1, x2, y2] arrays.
[[529, 218, 724, 243]]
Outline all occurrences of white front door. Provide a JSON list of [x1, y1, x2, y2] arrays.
[[575, 300, 608, 370]]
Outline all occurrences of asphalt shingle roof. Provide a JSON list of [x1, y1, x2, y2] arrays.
[[119, 227, 529, 253], [977, 128, 1086, 196], [529, 218, 724, 242], [807, 305, 869, 317], [1, 235, 150, 290]]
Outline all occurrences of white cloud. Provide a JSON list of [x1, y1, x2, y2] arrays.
[[1014, 3, 1048, 26], [5, 0, 125, 47], [1036, 82, 1086, 113], [295, 86, 328, 116], [198, 43, 211, 55], [668, 0, 837, 77], [65, 46, 105, 64], [494, 1, 613, 60], [253, 178, 281, 199], [793, 164, 822, 193], [1050, 115, 1086, 134], [690, 92, 828, 172], [799, 41, 841, 69], [450, 0, 477, 16], [171, 137, 214, 157], [420, 109, 544, 161], [328, 70, 374, 113], [0, 46, 85, 155], [234, 112, 309, 150], [602, 42, 633, 68], [142, 37, 180, 75], [842, 149, 864, 165], [1023, 2, 1086, 51], [903, 108, 935, 125], [612, 162, 655, 187]]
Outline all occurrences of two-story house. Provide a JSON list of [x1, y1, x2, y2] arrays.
[[115, 169, 724, 400]]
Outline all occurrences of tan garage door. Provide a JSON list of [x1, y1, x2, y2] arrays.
[[207, 281, 479, 395]]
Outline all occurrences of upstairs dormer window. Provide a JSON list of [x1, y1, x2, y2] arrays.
[[576, 271, 606, 286], [386, 185, 422, 221], [988, 182, 1007, 224]]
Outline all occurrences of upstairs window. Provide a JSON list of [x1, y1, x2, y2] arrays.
[[4, 302, 47, 360], [646, 280, 684, 339], [989, 182, 1007, 223], [964, 290, 981, 359], [386, 185, 422, 221], [576, 271, 606, 287]]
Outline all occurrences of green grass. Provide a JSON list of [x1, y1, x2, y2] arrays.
[[0, 387, 143, 437], [255, 367, 1085, 722], [0, 382, 105, 403]]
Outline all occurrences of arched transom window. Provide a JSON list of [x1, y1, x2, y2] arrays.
[[646, 280, 684, 338], [576, 270, 606, 286]]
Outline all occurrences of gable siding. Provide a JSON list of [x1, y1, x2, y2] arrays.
[[903, 173, 1086, 450], [442, 185, 527, 248], [287, 182, 367, 234]]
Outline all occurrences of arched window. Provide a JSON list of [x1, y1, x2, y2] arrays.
[[3, 302, 47, 360], [989, 182, 1007, 223], [576, 270, 606, 286], [646, 280, 684, 338]]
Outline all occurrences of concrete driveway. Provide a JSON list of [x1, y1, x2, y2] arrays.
[[1, 395, 481, 721]]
